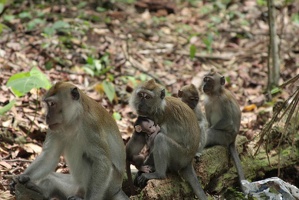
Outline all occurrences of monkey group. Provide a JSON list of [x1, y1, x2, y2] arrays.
[[10, 68, 245, 200]]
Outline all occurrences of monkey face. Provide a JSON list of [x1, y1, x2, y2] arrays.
[[202, 76, 214, 95], [43, 82, 82, 130], [179, 84, 199, 109], [140, 120, 157, 135], [202, 69, 226, 96], [130, 79, 165, 117]]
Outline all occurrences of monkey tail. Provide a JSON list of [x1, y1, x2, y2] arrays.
[[126, 161, 135, 195], [229, 144, 246, 192]]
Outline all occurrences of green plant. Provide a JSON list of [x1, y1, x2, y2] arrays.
[[203, 33, 214, 54], [102, 80, 115, 102], [189, 44, 197, 59], [3, 67, 51, 115], [0, 100, 16, 115], [6, 67, 51, 97], [83, 53, 112, 76], [43, 20, 70, 36]]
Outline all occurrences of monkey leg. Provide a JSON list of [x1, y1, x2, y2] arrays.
[[229, 144, 245, 191], [180, 163, 207, 200], [37, 173, 79, 199], [110, 188, 130, 200], [205, 128, 236, 147]]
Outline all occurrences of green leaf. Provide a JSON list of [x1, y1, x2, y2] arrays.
[[93, 60, 102, 71], [83, 66, 95, 76], [29, 67, 51, 89], [226, 76, 231, 84], [43, 26, 56, 35], [102, 80, 115, 102], [0, 3, 4, 14], [27, 18, 45, 30], [19, 12, 32, 19], [6, 67, 51, 97], [270, 87, 281, 95], [113, 112, 121, 121], [52, 21, 70, 30], [3, 15, 15, 22], [86, 57, 94, 65], [190, 44, 197, 59], [0, 99, 16, 115]]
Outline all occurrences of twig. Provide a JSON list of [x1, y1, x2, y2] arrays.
[[176, 50, 231, 60], [122, 41, 163, 84], [2, 159, 32, 163], [277, 88, 299, 176]]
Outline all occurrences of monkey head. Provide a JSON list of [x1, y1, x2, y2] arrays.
[[135, 120, 156, 135], [178, 84, 199, 110], [130, 79, 165, 117], [202, 68, 225, 96], [43, 82, 82, 130]]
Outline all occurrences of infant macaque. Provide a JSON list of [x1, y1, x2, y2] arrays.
[[126, 116, 160, 173]]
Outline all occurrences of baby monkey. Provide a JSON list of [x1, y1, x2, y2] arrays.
[[126, 116, 160, 195]]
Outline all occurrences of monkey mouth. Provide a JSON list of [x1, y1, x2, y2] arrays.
[[48, 123, 60, 130], [203, 88, 211, 95]]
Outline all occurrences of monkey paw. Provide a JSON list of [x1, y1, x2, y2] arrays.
[[18, 174, 31, 184], [67, 195, 83, 200], [134, 171, 149, 188], [9, 177, 18, 195], [10, 175, 31, 195], [140, 165, 153, 173]]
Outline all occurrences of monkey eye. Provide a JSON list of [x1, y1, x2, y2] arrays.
[[47, 101, 56, 107], [137, 92, 151, 99], [204, 77, 211, 83], [144, 94, 151, 99]]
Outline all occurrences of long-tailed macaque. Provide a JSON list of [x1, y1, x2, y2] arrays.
[[202, 69, 245, 189], [10, 82, 129, 200], [126, 116, 160, 195], [178, 84, 208, 158], [130, 79, 207, 200]]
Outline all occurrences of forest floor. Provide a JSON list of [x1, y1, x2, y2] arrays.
[[0, 0, 298, 199]]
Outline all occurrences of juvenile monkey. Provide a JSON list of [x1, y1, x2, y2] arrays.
[[178, 84, 208, 157], [202, 69, 245, 189], [130, 79, 207, 200], [10, 82, 128, 200], [126, 116, 160, 195]]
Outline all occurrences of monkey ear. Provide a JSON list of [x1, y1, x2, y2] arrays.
[[178, 90, 183, 97], [71, 87, 80, 100], [135, 125, 142, 133], [160, 89, 165, 99], [220, 76, 225, 85]]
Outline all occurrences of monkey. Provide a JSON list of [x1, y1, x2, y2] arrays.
[[178, 84, 208, 158], [129, 79, 207, 200], [10, 82, 129, 200], [201, 68, 245, 190], [125, 116, 160, 195]]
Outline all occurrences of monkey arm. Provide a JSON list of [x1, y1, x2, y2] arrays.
[[22, 133, 63, 182], [126, 132, 147, 161]]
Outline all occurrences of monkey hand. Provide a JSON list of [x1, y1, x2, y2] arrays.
[[140, 165, 153, 173], [9, 175, 29, 194], [134, 171, 149, 188], [17, 174, 30, 184], [9, 176, 18, 195], [10, 175, 42, 195], [67, 195, 83, 200]]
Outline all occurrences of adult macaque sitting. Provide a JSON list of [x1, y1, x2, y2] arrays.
[[10, 82, 129, 200]]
